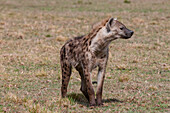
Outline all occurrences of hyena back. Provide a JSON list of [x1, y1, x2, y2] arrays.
[[60, 17, 134, 106]]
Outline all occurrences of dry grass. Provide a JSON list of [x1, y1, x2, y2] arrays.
[[0, 0, 170, 112]]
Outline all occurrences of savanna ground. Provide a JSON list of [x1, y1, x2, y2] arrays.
[[0, 0, 170, 112]]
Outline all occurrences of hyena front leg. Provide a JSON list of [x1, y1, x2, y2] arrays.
[[61, 61, 72, 98], [96, 66, 106, 106]]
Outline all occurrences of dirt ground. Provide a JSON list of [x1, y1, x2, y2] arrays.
[[0, 0, 170, 112]]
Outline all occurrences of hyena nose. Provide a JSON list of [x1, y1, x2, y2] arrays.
[[130, 31, 134, 36]]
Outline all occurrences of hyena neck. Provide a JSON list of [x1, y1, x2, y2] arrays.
[[89, 27, 116, 56], [80, 17, 116, 56]]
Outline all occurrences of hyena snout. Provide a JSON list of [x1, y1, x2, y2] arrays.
[[129, 30, 134, 37], [123, 28, 134, 39]]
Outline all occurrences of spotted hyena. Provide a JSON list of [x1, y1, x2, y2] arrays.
[[60, 17, 134, 106]]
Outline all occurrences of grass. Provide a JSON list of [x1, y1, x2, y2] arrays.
[[0, 0, 170, 112]]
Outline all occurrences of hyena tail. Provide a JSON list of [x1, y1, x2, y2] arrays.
[[60, 46, 72, 98]]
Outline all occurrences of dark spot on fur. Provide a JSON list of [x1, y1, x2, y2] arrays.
[[61, 54, 64, 61], [69, 66, 72, 76], [72, 45, 76, 49], [63, 75, 66, 78], [64, 63, 67, 68], [101, 54, 106, 59], [85, 54, 88, 57], [86, 47, 88, 51], [74, 35, 84, 40], [83, 39, 88, 45], [60, 47, 66, 61], [83, 38, 87, 41], [63, 47, 66, 58], [69, 43, 73, 47], [70, 48, 73, 53], [62, 80, 64, 83], [89, 40, 92, 45]]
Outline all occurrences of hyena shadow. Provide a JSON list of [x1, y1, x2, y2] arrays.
[[67, 93, 123, 107], [67, 93, 88, 106]]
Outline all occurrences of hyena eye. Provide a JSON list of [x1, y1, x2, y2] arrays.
[[120, 27, 124, 30]]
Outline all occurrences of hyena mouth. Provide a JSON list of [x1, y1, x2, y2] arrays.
[[122, 35, 132, 39]]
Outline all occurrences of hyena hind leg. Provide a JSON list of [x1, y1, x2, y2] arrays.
[[61, 61, 72, 98], [75, 66, 89, 101]]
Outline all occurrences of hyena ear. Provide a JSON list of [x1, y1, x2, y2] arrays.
[[106, 17, 116, 32]]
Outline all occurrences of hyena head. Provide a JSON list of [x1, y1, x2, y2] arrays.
[[106, 17, 134, 39]]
